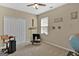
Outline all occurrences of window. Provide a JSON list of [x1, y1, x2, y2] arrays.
[[41, 17, 48, 35]]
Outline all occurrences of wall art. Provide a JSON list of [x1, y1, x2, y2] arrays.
[[54, 17, 63, 23], [71, 11, 78, 19]]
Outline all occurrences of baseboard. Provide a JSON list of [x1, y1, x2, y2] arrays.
[[43, 41, 76, 53]]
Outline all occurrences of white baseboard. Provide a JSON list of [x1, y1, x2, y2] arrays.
[[43, 41, 76, 53]]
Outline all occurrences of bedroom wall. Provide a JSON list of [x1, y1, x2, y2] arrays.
[[37, 3, 79, 51], [0, 5, 37, 47]]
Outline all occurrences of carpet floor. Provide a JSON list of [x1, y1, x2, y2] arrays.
[[9, 43, 68, 56]]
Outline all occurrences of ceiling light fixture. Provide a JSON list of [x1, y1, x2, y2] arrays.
[[33, 3, 39, 9], [27, 3, 46, 10]]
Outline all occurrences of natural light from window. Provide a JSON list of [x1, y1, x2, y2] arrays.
[[41, 17, 48, 35]]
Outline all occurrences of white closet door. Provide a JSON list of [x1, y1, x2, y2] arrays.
[[4, 16, 15, 36], [15, 18, 26, 44], [4, 16, 27, 44]]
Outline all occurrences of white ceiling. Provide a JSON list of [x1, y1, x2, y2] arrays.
[[0, 3, 66, 15]]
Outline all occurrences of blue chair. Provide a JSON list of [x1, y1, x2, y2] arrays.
[[70, 35, 79, 52]]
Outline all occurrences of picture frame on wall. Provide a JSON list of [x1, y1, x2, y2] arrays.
[[58, 26, 61, 29], [54, 17, 63, 23], [52, 26, 55, 29], [71, 11, 78, 19]]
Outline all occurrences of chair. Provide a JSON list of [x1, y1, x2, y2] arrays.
[[31, 34, 41, 45]]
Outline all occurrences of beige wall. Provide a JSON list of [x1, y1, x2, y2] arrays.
[[0, 6, 37, 47], [37, 3, 79, 50]]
